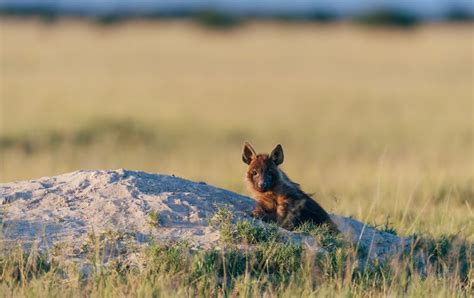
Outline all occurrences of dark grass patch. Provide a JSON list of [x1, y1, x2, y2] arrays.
[[0, 118, 158, 155], [367, 218, 398, 236], [0, 118, 258, 156], [144, 239, 304, 288], [294, 222, 347, 252], [235, 220, 280, 245], [0, 248, 52, 285], [146, 241, 191, 275], [209, 208, 281, 245], [411, 234, 473, 283]]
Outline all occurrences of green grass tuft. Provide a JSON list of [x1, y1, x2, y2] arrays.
[[147, 210, 161, 228]]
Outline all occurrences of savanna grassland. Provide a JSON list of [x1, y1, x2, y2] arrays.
[[0, 19, 473, 296]]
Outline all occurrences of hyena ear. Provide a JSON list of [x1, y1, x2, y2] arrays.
[[270, 144, 284, 165], [242, 142, 256, 165]]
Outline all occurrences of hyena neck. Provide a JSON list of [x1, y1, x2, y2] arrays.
[[274, 169, 301, 195]]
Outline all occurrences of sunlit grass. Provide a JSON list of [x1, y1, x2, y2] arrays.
[[0, 215, 471, 297]]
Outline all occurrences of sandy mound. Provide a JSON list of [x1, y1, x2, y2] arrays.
[[1, 169, 410, 262]]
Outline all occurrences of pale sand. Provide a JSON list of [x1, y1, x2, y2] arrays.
[[1, 169, 412, 263]]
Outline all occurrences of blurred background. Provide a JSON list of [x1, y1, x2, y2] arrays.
[[0, 1, 473, 238]]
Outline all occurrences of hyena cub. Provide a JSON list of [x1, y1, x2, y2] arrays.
[[242, 142, 338, 232]]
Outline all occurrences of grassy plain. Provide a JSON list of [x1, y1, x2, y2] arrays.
[[0, 19, 473, 296]]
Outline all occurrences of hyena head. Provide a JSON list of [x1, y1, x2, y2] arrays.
[[242, 142, 284, 192]]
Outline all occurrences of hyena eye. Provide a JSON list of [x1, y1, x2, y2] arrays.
[[251, 170, 258, 176]]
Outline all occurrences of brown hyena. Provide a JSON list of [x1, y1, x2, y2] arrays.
[[242, 142, 338, 232]]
